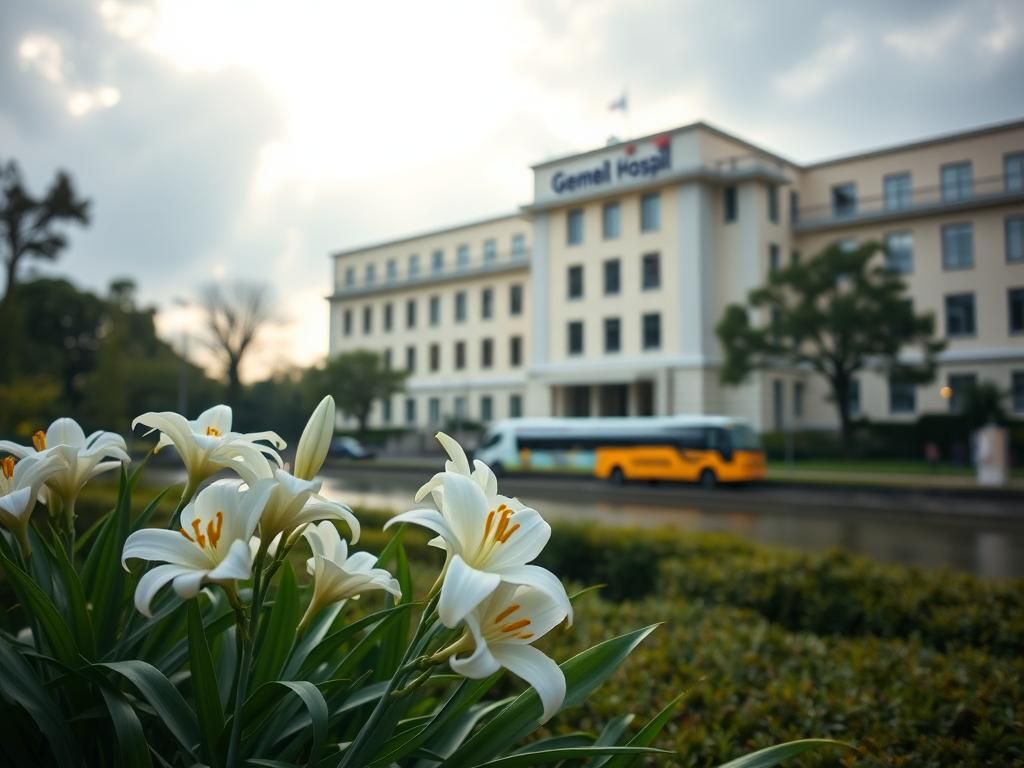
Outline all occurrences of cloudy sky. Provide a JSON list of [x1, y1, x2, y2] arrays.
[[2, 0, 1022, 380]]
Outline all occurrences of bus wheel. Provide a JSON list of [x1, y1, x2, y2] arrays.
[[610, 467, 626, 485], [699, 469, 717, 489]]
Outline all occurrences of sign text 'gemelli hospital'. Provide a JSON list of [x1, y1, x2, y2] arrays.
[[550, 140, 671, 195]]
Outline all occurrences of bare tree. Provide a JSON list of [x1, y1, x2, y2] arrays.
[[200, 281, 273, 406]]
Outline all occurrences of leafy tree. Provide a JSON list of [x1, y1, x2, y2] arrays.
[[960, 381, 1008, 431], [317, 350, 407, 436], [200, 281, 274, 407], [716, 241, 944, 452]]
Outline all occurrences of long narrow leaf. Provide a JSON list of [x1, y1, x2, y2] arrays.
[[251, 563, 300, 689], [188, 600, 225, 768], [298, 603, 414, 678], [601, 693, 686, 768], [99, 686, 154, 768], [470, 746, 671, 767], [714, 739, 852, 768], [0, 547, 79, 665], [242, 680, 328, 767], [50, 533, 96, 658]]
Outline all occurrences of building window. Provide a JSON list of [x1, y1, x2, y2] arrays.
[[509, 394, 523, 418], [408, 253, 420, 277], [483, 239, 497, 264], [889, 378, 916, 414], [772, 379, 783, 430], [455, 341, 466, 370], [642, 313, 661, 350], [567, 265, 584, 299], [382, 397, 392, 424], [767, 185, 779, 223], [510, 335, 522, 367], [947, 373, 977, 414], [383, 302, 393, 332], [481, 338, 493, 368], [641, 252, 660, 290], [884, 231, 913, 274], [831, 182, 857, 217], [365, 263, 376, 285], [455, 291, 467, 322], [344, 266, 355, 287], [431, 249, 444, 273], [567, 209, 584, 245], [481, 287, 493, 319], [454, 396, 466, 421], [480, 395, 493, 423], [602, 201, 621, 240], [386, 259, 397, 281], [405, 345, 416, 373], [604, 258, 620, 295], [1011, 371, 1024, 413], [509, 284, 523, 315], [1006, 153, 1024, 193], [383, 348, 392, 369], [942, 223, 973, 270], [362, 305, 372, 334], [848, 378, 861, 416], [511, 233, 526, 257], [429, 295, 440, 326], [428, 397, 441, 425], [790, 190, 799, 224], [429, 343, 440, 372], [604, 317, 620, 353], [567, 321, 584, 356], [1007, 217, 1024, 262], [941, 161, 973, 202], [793, 381, 805, 418], [724, 186, 738, 222], [883, 172, 912, 210], [768, 243, 780, 273], [640, 192, 661, 232], [456, 244, 470, 270], [945, 293, 976, 337], [405, 397, 417, 425], [1010, 287, 1024, 334], [406, 298, 416, 329], [342, 308, 352, 336]]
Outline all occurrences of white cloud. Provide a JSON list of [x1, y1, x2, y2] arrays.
[[67, 86, 121, 117], [981, 6, 1018, 54], [774, 35, 860, 101], [18, 34, 64, 83], [884, 13, 963, 59]]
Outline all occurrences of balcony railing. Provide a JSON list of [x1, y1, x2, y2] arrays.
[[795, 173, 1024, 231], [334, 250, 530, 296]]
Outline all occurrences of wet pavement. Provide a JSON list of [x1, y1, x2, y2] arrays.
[[319, 465, 1024, 580]]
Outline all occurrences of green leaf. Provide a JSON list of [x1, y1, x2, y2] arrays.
[[713, 739, 852, 768], [283, 601, 343, 678], [373, 535, 412, 682], [242, 680, 328, 767], [469, 746, 671, 767], [600, 693, 686, 768], [510, 733, 595, 754], [188, 600, 225, 768], [0, 637, 78, 765], [298, 603, 414, 679], [50, 531, 96, 658], [444, 624, 659, 768], [99, 686, 154, 768], [415, 698, 512, 768], [98, 660, 200, 758], [252, 562, 300, 689], [0, 547, 79, 665]]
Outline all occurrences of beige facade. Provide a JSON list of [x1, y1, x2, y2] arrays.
[[328, 118, 1024, 432]]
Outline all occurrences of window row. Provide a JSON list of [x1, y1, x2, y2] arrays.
[[386, 336, 524, 373], [569, 193, 661, 244], [567, 253, 661, 298], [342, 233, 528, 288], [340, 284, 524, 336], [385, 392, 523, 426], [888, 371, 1024, 416], [566, 313, 662, 355], [944, 289, 1024, 337], [723, 184, 783, 225], [828, 151, 1024, 219]]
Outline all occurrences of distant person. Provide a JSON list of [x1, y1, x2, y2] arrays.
[[925, 441, 940, 472]]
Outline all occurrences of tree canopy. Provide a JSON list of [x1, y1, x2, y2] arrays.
[[315, 350, 407, 436], [716, 241, 944, 448]]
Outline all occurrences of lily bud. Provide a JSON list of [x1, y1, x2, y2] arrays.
[[294, 396, 335, 481]]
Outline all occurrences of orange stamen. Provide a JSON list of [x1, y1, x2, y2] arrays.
[[482, 508, 496, 545], [32, 431, 46, 452], [497, 523, 520, 543], [1, 456, 14, 479], [205, 426, 222, 437], [501, 618, 531, 633], [207, 510, 223, 548], [518, 632, 534, 640], [191, 518, 206, 548], [494, 507, 513, 541], [179, 527, 195, 543], [493, 604, 520, 624]]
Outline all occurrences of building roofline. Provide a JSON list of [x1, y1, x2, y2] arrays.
[[802, 116, 1024, 170], [529, 119, 799, 170], [331, 210, 529, 259]]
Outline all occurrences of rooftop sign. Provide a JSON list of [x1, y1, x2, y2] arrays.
[[550, 136, 672, 195]]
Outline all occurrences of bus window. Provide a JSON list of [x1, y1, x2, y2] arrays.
[[479, 430, 501, 450], [730, 424, 761, 451]]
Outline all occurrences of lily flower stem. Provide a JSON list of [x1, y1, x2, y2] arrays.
[[390, 668, 433, 698], [168, 481, 196, 530], [225, 593, 252, 768]]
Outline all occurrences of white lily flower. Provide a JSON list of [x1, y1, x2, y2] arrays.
[[259, 467, 360, 546], [121, 478, 274, 617], [293, 395, 335, 481], [0, 418, 129, 520], [446, 582, 567, 723], [0, 452, 69, 555], [386, 471, 572, 630], [132, 405, 285, 497], [414, 431, 512, 508], [299, 521, 401, 628]]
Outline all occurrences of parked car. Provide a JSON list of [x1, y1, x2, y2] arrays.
[[328, 436, 377, 460]]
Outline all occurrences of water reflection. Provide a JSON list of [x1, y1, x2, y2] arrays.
[[321, 475, 1024, 580]]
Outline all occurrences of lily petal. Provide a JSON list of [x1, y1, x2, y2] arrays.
[[134, 564, 194, 617], [206, 539, 253, 581], [438, 554, 500, 628], [495, 564, 573, 627], [491, 642, 566, 723], [122, 528, 210, 570], [483, 508, 550, 571], [450, 612, 501, 678]]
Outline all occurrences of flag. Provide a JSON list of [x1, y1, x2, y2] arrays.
[[608, 93, 628, 112]]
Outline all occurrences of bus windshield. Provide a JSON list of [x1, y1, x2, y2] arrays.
[[730, 424, 762, 451]]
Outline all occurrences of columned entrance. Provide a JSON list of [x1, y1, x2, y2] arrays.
[[553, 380, 657, 417]]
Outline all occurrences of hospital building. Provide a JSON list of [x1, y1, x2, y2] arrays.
[[327, 117, 1024, 433]]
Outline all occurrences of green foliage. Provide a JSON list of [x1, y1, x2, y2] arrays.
[[315, 349, 408, 434]]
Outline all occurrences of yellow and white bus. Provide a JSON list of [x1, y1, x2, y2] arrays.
[[472, 416, 765, 487]]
